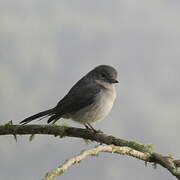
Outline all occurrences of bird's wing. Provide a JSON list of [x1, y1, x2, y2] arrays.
[[54, 82, 101, 116]]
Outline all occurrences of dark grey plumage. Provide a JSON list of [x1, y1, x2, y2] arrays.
[[20, 65, 118, 127]]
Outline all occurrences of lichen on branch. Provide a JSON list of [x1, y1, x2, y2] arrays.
[[0, 123, 180, 180]]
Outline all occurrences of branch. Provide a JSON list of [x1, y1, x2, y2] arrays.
[[0, 123, 180, 179], [0, 124, 150, 152], [43, 145, 151, 180]]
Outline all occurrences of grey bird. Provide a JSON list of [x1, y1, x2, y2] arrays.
[[20, 65, 118, 131]]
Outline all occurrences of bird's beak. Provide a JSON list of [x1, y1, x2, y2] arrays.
[[110, 79, 119, 83]]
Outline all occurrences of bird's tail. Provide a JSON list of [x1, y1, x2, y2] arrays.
[[20, 108, 55, 125]]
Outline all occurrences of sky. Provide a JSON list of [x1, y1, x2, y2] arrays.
[[0, 0, 180, 179]]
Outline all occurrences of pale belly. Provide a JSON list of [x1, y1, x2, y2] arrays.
[[65, 86, 116, 124]]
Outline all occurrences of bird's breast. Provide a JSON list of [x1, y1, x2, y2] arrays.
[[95, 85, 116, 119], [69, 84, 116, 124]]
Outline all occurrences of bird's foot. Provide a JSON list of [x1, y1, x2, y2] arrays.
[[84, 123, 103, 134]]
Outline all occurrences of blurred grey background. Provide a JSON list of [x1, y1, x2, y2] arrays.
[[0, 0, 180, 179]]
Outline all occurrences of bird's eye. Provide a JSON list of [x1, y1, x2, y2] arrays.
[[101, 73, 106, 78]]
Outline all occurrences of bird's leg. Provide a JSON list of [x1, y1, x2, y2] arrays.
[[84, 123, 102, 133], [84, 123, 96, 132], [87, 123, 102, 133], [84, 124, 91, 129], [87, 123, 96, 131]]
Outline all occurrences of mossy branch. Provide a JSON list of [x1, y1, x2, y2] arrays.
[[0, 123, 180, 179], [43, 145, 151, 180]]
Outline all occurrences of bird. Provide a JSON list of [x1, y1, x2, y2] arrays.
[[20, 65, 119, 131]]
